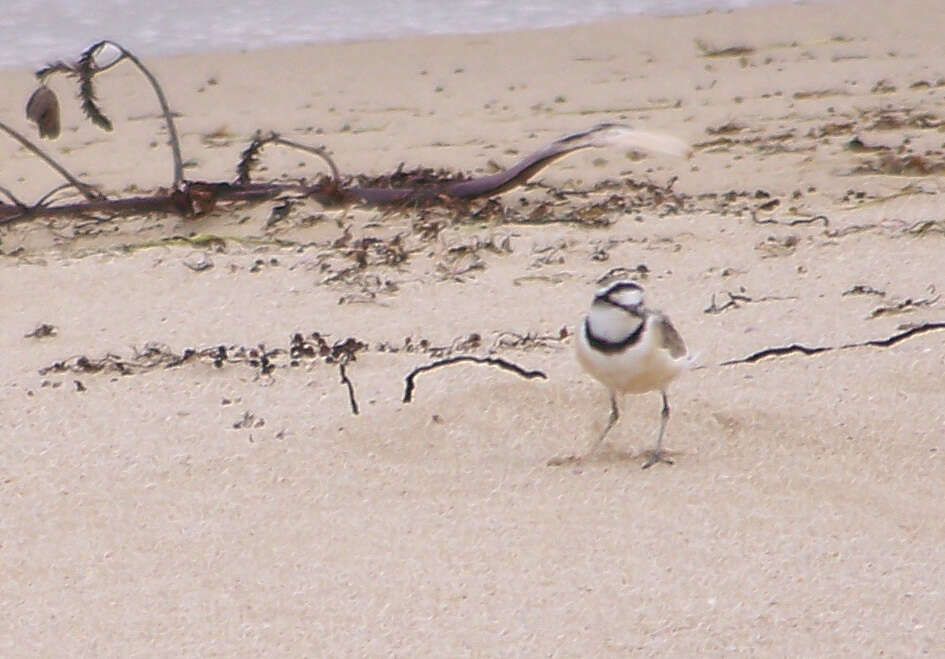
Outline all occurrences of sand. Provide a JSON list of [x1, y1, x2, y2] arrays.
[[2, 0, 945, 655]]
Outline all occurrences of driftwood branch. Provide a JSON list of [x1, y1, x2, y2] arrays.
[[402, 355, 548, 403], [5, 39, 691, 227], [345, 122, 689, 207], [1, 122, 687, 225]]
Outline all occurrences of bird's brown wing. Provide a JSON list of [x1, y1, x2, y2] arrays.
[[656, 314, 687, 358]]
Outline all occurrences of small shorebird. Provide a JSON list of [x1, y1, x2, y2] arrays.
[[572, 280, 691, 468]]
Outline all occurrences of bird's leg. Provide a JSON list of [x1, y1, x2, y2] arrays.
[[641, 390, 674, 469], [586, 391, 619, 455]]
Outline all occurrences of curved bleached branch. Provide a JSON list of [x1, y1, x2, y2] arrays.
[[349, 122, 691, 205], [36, 40, 185, 190]]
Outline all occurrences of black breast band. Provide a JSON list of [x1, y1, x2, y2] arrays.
[[584, 316, 644, 354]]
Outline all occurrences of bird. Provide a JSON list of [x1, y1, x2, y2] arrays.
[[572, 279, 691, 468]]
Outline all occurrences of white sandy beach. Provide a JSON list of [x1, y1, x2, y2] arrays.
[[2, 0, 945, 654]]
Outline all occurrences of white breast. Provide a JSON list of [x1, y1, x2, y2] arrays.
[[576, 313, 690, 394]]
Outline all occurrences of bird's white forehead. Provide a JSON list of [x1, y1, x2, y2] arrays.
[[596, 280, 644, 308]]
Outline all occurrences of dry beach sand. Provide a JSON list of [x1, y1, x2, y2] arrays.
[[2, 0, 945, 654]]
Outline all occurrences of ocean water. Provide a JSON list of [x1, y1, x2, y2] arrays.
[[1, 0, 791, 71]]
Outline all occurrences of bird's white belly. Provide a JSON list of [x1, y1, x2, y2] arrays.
[[576, 319, 687, 394]]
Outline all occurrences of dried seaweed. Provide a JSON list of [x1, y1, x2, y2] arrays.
[[33, 329, 554, 415], [76, 45, 113, 131], [236, 133, 267, 185], [869, 295, 940, 319], [842, 284, 885, 297], [751, 212, 829, 227], [695, 40, 755, 58], [38, 333, 366, 379], [24, 323, 58, 339]]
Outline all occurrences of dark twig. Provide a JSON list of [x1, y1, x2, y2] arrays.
[[34, 61, 73, 79], [402, 355, 547, 403], [34, 183, 76, 208], [721, 343, 831, 365], [704, 290, 797, 314], [338, 361, 359, 415], [722, 321, 945, 365], [844, 321, 945, 348], [704, 291, 752, 314], [0, 184, 26, 208]]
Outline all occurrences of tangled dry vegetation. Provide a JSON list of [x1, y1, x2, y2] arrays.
[[1, 40, 691, 228]]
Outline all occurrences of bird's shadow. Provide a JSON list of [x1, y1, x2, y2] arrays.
[[546, 445, 682, 468]]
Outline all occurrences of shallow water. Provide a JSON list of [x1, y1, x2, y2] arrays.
[[2, 0, 795, 70]]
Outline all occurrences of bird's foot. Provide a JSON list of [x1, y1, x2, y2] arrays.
[[640, 448, 675, 469]]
